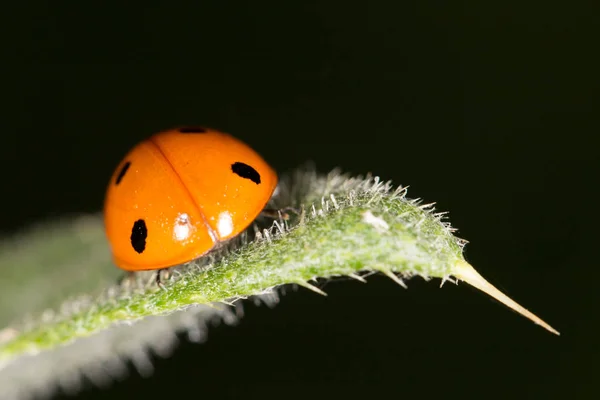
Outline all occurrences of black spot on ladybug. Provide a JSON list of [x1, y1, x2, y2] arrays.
[[115, 161, 131, 185], [231, 162, 261, 184], [131, 219, 147, 254], [179, 126, 207, 133]]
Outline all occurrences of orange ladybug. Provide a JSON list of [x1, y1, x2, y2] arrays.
[[103, 126, 279, 285]]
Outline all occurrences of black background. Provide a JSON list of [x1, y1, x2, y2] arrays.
[[1, 1, 598, 399]]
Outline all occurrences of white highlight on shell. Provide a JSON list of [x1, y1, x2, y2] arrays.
[[173, 213, 192, 241], [217, 211, 234, 238]]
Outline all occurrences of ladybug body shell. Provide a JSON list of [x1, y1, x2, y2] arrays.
[[103, 127, 278, 272]]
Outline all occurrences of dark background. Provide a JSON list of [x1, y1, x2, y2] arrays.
[[2, 1, 598, 399]]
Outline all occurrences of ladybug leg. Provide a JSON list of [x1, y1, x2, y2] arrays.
[[118, 271, 136, 287], [261, 207, 300, 221], [155, 268, 170, 289]]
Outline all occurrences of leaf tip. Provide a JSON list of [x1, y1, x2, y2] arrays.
[[453, 260, 560, 336]]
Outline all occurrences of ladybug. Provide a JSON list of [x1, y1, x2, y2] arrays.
[[103, 126, 283, 286]]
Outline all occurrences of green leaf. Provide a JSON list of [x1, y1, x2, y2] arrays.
[[0, 167, 558, 400]]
